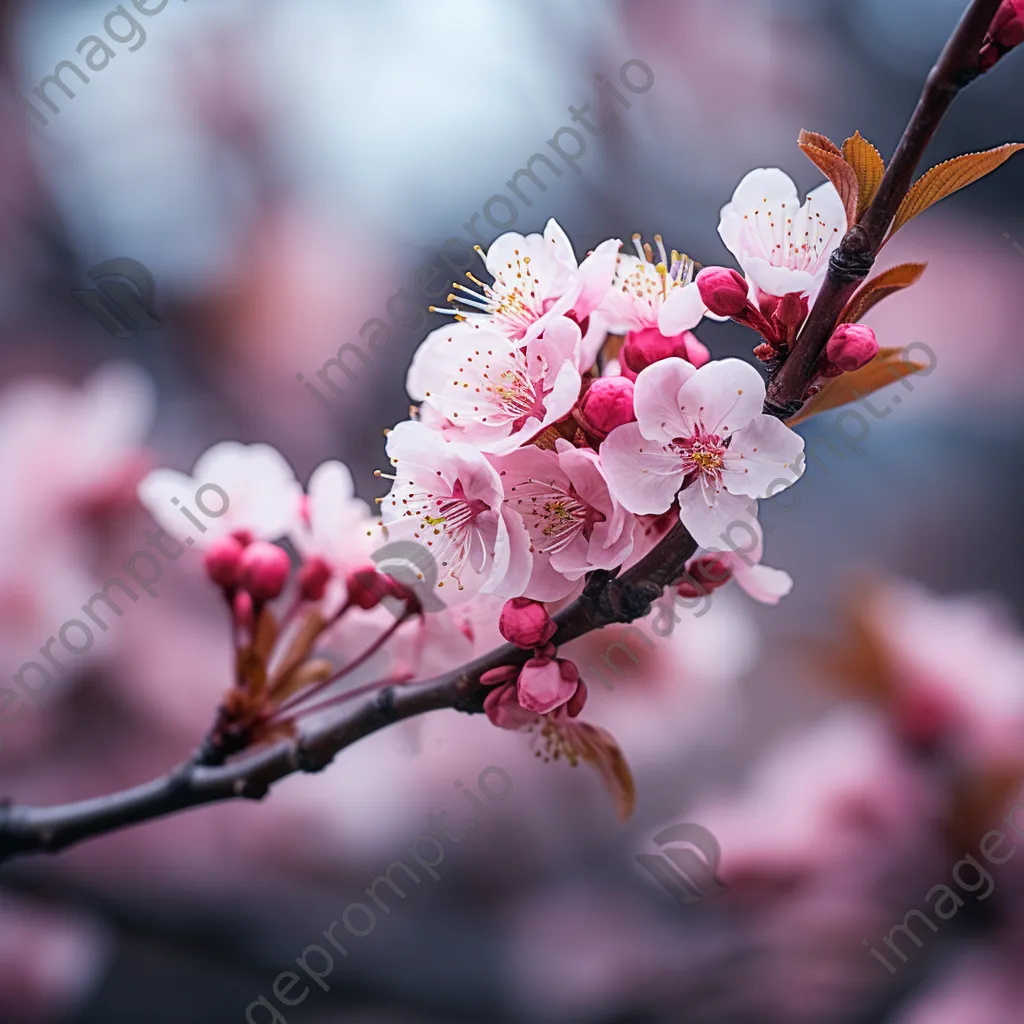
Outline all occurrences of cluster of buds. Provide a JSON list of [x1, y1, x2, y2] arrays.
[[696, 267, 878, 382], [483, 599, 587, 721]]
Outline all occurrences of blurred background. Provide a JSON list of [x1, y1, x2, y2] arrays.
[[1, 0, 1023, 1021]]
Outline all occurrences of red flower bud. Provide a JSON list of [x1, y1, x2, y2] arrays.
[[517, 655, 580, 715], [345, 566, 396, 610], [580, 376, 636, 435], [239, 542, 291, 602], [826, 323, 879, 373], [677, 555, 733, 598], [622, 326, 709, 375], [203, 535, 244, 589], [499, 598, 556, 649], [696, 266, 751, 317], [980, 0, 1024, 71], [298, 556, 333, 601]]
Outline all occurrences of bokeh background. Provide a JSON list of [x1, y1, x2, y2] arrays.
[[1, 0, 1023, 1021]]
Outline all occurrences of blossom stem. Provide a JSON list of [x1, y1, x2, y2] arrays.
[[765, 0, 1005, 415], [273, 611, 411, 716]]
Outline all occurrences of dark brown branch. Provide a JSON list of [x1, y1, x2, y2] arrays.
[[0, 524, 698, 862], [764, 0, 1004, 415]]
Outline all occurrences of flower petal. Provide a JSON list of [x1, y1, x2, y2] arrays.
[[600, 422, 683, 515], [678, 479, 762, 550], [721, 414, 806, 498], [675, 358, 765, 437], [658, 283, 707, 335], [633, 356, 697, 441], [734, 562, 793, 604]]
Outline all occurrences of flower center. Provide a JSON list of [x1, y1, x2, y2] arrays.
[[741, 194, 840, 275], [433, 249, 545, 339], [507, 478, 603, 556], [672, 429, 728, 484]]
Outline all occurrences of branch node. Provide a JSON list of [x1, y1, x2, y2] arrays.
[[294, 744, 331, 774], [828, 228, 875, 284]]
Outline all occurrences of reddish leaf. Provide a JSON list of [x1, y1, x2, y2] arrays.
[[840, 262, 927, 324], [842, 131, 886, 219], [799, 139, 859, 227]]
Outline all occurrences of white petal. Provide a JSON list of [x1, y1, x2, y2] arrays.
[[544, 218, 577, 268], [658, 284, 707, 335], [633, 357, 697, 441], [678, 480, 762, 550], [600, 422, 683, 515], [721, 414, 806, 498], [574, 237, 622, 319], [676, 358, 765, 437], [734, 562, 793, 604], [728, 168, 801, 216], [806, 180, 848, 237], [137, 469, 201, 545], [742, 257, 818, 300]]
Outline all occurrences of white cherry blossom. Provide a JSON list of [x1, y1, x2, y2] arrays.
[[718, 168, 846, 300], [434, 218, 620, 344], [138, 442, 303, 548], [599, 233, 713, 336], [378, 422, 531, 600], [599, 358, 805, 548], [406, 315, 584, 453]]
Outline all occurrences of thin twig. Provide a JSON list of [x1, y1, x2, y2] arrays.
[[764, 0, 1003, 415]]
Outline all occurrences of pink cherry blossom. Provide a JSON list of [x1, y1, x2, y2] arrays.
[[599, 234, 713, 336], [600, 357, 805, 548], [497, 438, 636, 602], [379, 422, 531, 599], [289, 460, 377, 613], [718, 168, 847, 300], [685, 532, 794, 606], [406, 315, 585, 453], [138, 441, 303, 549], [433, 218, 620, 344]]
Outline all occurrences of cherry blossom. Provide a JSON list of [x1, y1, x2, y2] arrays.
[[600, 233, 713, 337], [599, 357, 805, 547], [433, 218, 620, 345], [289, 460, 377, 613], [378, 421, 531, 599], [138, 441, 303, 549], [497, 439, 636, 602], [406, 315, 586, 453], [718, 168, 847, 300]]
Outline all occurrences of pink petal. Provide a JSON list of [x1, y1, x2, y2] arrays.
[[600, 422, 683, 516], [721, 414, 806, 498], [633, 357, 696, 442]]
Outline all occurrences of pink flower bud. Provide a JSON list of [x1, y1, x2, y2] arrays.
[[677, 555, 733, 598], [297, 556, 333, 601], [203, 535, 244, 589], [697, 266, 751, 317], [499, 598, 556, 649], [484, 681, 536, 730], [579, 376, 636, 435], [345, 566, 394, 610], [566, 678, 588, 718], [239, 542, 291, 602], [622, 326, 708, 375], [230, 529, 254, 547], [481, 665, 520, 687], [826, 323, 879, 372], [981, 0, 1024, 70], [517, 655, 580, 715]]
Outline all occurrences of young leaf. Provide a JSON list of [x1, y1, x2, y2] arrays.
[[786, 346, 929, 428], [889, 143, 1024, 237], [798, 137, 859, 227], [842, 131, 886, 219], [840, 262, 927, 324], [797, 129, 842, 157]]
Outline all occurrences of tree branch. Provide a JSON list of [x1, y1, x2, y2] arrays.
[[0, 523, 698, 862], [764, 0, 1003, 415]]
